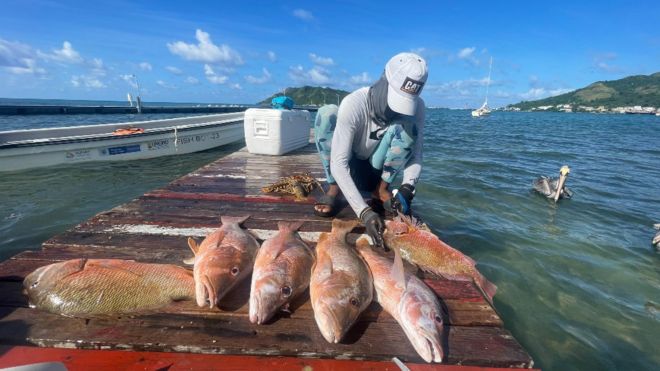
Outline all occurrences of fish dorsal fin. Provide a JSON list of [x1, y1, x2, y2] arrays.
[[221, 215, 250, 226], [391, 248, 407, 289], [312, 246, 333, 280], [211, 230, 227, 249], [331, 218, 359, 240], [187, 237, 200, 256], [397, 212, 420, 231], [278, 220, 304, 233]]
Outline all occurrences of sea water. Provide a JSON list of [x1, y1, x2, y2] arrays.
[[1, 109, 658, 370]]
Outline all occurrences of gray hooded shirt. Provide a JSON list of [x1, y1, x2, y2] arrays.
[[330, 87, 425, 216]]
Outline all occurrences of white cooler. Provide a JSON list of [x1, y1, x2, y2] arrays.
[[244, 108, 312, 155]]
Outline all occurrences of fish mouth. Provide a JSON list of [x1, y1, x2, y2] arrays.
[[423, 336, 444, 363], [315, 306, 345, 343], [408, 324, 444, 363], [195, 273, 217, 308], [249, 294, 263, 324]]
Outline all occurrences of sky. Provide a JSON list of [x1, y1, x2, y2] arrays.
[[1, 0, 659, 108]]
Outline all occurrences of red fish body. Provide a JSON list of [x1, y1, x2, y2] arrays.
[[384, 216, 497, 303]]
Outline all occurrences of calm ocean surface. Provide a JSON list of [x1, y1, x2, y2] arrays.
[[1, 108, 659, 370]]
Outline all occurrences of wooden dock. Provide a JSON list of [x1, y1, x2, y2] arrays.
[[0, 144, 536, 370]]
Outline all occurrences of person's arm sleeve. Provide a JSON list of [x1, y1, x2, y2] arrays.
[[402, 102, 425, 186], [330, 98, 370, 217]]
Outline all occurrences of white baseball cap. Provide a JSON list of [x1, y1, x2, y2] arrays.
[[385, 52, 428, 116]]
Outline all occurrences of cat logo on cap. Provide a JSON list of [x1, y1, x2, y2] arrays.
[[400, 77, 424, 95]]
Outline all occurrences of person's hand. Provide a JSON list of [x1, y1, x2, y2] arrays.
[[390, 184, 415, 215], [360, 207, 386, 251]]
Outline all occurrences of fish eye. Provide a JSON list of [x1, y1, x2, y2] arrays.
[[435, 315, 442, 323], [349, 297, 360, 307], [281, 286, 292, 297], [230, 267, 239, 276]]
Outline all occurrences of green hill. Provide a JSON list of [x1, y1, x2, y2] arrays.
[[509, 72, 660, 110], [260, 86, 350, 106]]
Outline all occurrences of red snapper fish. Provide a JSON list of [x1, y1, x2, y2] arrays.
[[187, 215, 260, 308], [249, 221, 315, 324], [357, 237, 444, 363], [23, 259, 195, 316], [383, 215, 497, 304], [310, 219, 373, 343]]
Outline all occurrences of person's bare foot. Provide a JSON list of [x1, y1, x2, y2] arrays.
[[315, 184, 340, 214]]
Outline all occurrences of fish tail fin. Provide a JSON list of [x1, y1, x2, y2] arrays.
[[317, 232, 330, 246], [475, 272, 497, 304], [221, 215, 250, 225], [391, 247, 407, 289], [331, 218, 359, 238], [277, 220, 304, 233]]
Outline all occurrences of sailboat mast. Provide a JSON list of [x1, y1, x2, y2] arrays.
[[485, 57, 492, 105]]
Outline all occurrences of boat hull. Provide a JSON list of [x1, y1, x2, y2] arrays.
[[471, 110, 491, 117], [0, 114, 245, 172]]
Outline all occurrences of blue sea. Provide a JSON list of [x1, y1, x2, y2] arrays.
[[1, 105, 659, 370]]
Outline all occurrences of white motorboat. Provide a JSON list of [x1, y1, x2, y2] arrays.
[[0, 112, 245, 172], [472, 57, 493, 118]]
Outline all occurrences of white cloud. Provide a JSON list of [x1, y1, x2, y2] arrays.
[[457, 47, 476, 59], [166, 66, 183, 75], [185, 76, 199, 84], [46, 41, 83, 63], [156, 80, 176, 89], [593, 53, 621, 73], [71, 74, 105, 88], [6, 59, 46, 75], [350, 72, 371, 85], [245, 68, 272, 84], [454, 46, 483, 66], [120, 74, 138, 89], [167, 29, 243, 65], [289, 65, 330, 85], [0, 38, 46, 75], [89, 58, 106, 75], [204, 64, 228, 84], [267, 51, 277, 62], [293, 9, 314, 21], [69, 56, 107, 89], [230, 83, 242, 90], [139, 62, 152, 71], [309, 53, 334, 66], [519, 87, 572, 100]]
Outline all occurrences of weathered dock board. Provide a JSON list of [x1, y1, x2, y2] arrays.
[[0, 144, 536, 369]]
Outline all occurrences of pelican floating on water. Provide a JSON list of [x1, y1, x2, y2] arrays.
[[653, 224, 660, 251], [533, 165, 572, 202]]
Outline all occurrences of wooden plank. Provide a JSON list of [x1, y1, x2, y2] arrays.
[[0, 345, 539, 371], [0, 307, 532, 367]]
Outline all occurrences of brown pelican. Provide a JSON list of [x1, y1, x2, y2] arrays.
[[653, 224, 660, 251], [533, 165, 572, 202]]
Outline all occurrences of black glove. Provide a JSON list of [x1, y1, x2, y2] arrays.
[[390, 184, 415, 215], [360, 207, 386, 251]]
